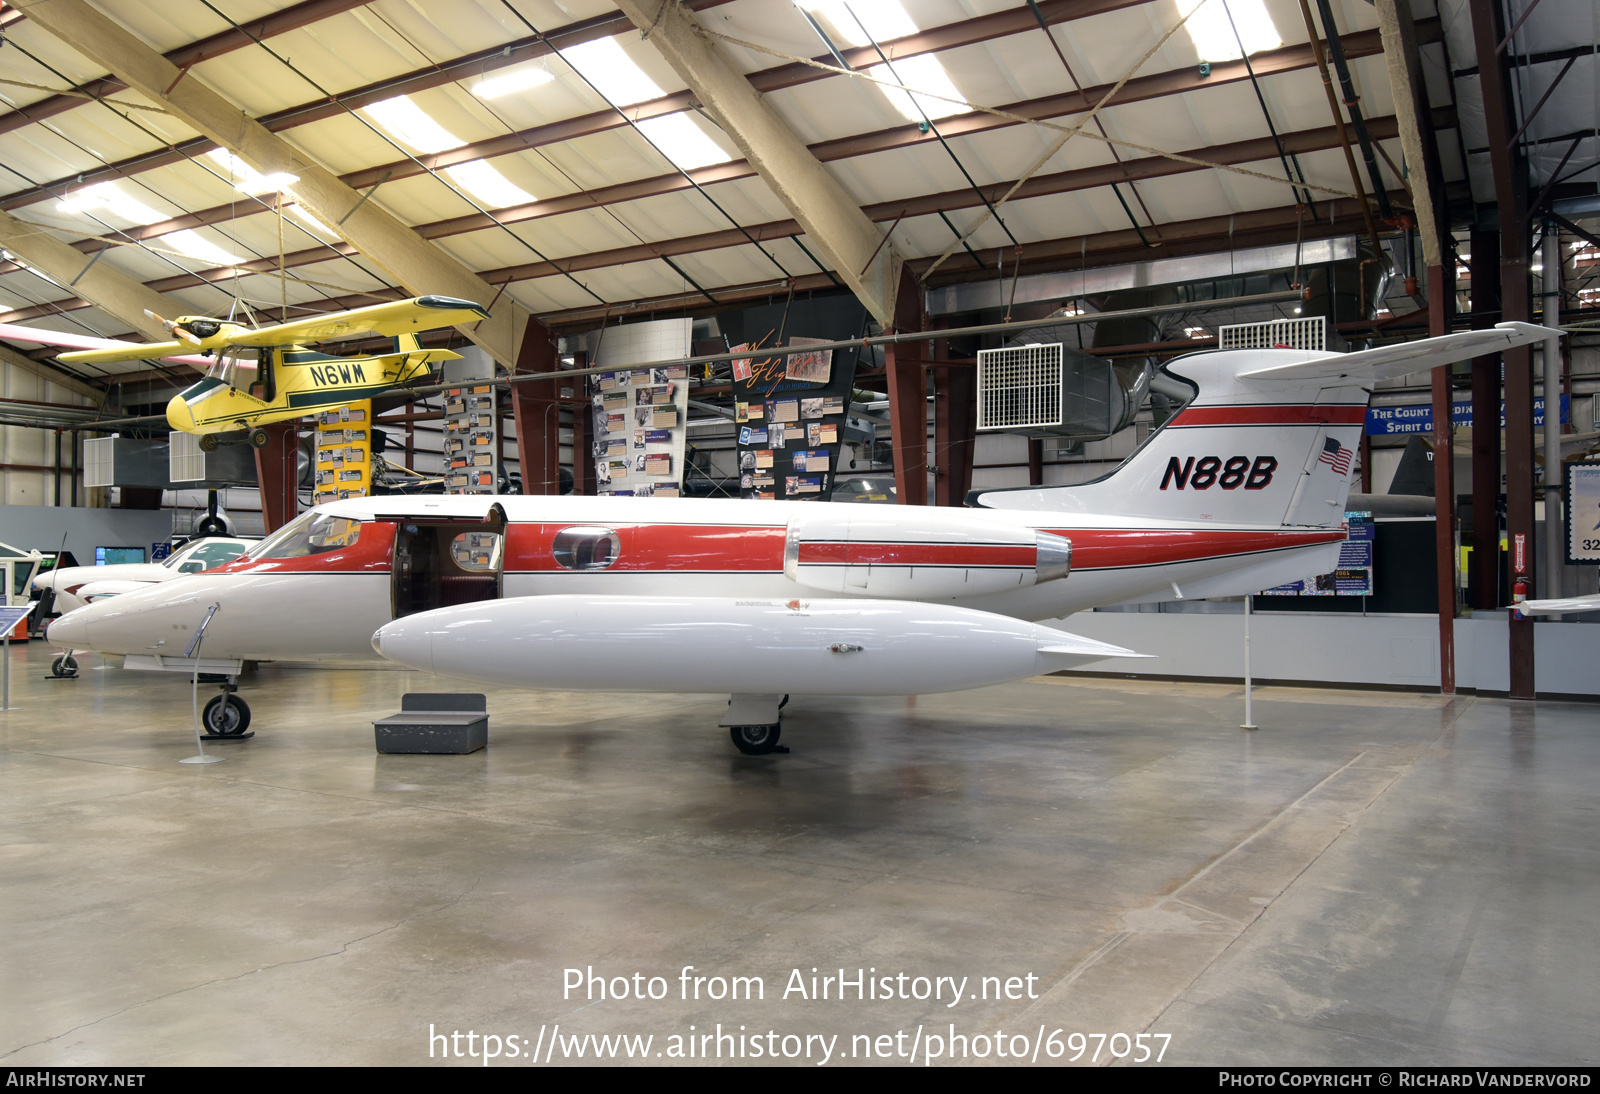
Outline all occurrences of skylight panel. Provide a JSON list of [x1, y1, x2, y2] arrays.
[[1177, 0, 1281, 62], [561, 37, 664, 106], [287, 204, 339, 239], [637, 113, 734, 171], [473, 65, 555, 100], [362, 96, 539, 209], [797, 0, 967, 121], [55, 183, 165, 226], [444, 160, 537, 208], [363, 95, 465, 155], [205, 149, 298, 194], [158, 230, 245, 266]]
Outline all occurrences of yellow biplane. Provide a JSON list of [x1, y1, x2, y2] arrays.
[[61, 296, 490, 449]]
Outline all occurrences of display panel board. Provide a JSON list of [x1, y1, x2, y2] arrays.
[[443, 383, 499, 495], [730, 338, 858, 500], [1263, 511, 1375, 596], [1565, 460, 1600, 565], [313, 400, 372, 504], [589, 366, 688, 497]]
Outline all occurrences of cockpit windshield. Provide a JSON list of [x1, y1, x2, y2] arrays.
[[160, 539, 251, 573], [249, 511, 362, 559], [206, 346, 259, 391]]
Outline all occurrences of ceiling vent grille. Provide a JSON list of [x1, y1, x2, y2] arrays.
[[1218, 316, 1326, 352], [977, 343, 1064, 431]]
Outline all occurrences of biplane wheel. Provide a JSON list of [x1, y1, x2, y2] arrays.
[[50, 654, 78, 678], [198, 433, 220, 452], [247, 428, 270, 449], [202, 694, 251, 736], [729, 724, 784, 755]]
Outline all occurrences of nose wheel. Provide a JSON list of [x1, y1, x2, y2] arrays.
[[49, 653, 78, 678], [201, 681, 252, 737]]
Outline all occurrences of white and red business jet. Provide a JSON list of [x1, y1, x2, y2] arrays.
[[49, 320, 1552, 752]]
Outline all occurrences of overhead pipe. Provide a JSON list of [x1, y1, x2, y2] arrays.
[[1311, 0, 1394, 220]]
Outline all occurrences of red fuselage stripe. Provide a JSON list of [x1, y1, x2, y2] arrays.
[[796, 542, 1038, 568], [213, 521, 1345, 575], [1170, 404, 1366, 427]]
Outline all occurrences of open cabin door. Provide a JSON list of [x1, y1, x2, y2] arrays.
[[391, 507, 506, 619]]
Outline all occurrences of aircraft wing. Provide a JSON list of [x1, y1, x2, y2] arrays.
[[1239, 322, 1556, 383], [4, 324, 212, 367], [224, 295, 491, 347]]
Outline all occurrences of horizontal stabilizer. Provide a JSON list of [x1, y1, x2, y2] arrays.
[[1518, 594, 1600, 616], [1239, 322, 1555, 383], [1, 323, 213, 367]]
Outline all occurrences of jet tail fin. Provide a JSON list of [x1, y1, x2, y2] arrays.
[[971, 322, 1556, 529]]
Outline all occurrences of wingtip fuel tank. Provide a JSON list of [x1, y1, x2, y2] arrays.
[[371, 594, 1146, 696]]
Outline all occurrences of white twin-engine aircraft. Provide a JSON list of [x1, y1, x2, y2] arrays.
[[49, 321, 1552, 753]]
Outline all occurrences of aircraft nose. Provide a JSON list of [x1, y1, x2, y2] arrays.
[[47, 608, 91, 649], [166, 393, 197, 433]]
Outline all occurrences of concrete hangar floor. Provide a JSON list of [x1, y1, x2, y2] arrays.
[[0, 641, 1594, 1068]]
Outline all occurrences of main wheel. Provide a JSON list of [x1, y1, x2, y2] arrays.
[[50, 654, 78, 678], [729, 723, 782, 755], [247, 428, 270, 449], [198, 433, 220, 452], [202, 694, 251, 736]]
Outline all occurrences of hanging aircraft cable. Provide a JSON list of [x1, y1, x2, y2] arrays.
[[190, 0, 609, 310], [1021, 0, 1156, 248], [362, 2, 727, 309], [804, 3, 1001, 270], [496, 0, 799, 291], [1216, 0, 1321, 216], [0, 37, 412, 331]]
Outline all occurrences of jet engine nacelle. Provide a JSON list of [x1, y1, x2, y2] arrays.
[[782, 510, 1071, 600]]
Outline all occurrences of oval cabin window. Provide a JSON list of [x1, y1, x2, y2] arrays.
[[552, 527, 621, 571]]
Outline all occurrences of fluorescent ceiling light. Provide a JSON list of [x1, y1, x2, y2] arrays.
[[363, 95, 539, 208], [473, 65, 555, 100], [443, 160, 536, 208], [561, 37, 664, 106], [158, 230, 245, 266], [1176, 0, 1281, 62], [55, 183, 165, 226], [797, 0, 968, 120], [205, 148, 298, 193]]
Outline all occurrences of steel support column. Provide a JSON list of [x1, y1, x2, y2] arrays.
[[931, 359, 976, 507], [1470, 0, 1535, 698], [1429, 262, 1457, 693], [1469, 229, 1501, 612], [253, 421, 299, 534], [510, 318, 562, 495], [885, 268, 928, 506]]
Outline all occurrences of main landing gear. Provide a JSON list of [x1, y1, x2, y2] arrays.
[[723, 694, 790, 755], [197, 428, 270, 452], [200, 676, 252, 737]]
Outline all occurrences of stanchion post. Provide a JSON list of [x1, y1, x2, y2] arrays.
[[179, 604, 224, 766], [1242, 595, 1258, 730]]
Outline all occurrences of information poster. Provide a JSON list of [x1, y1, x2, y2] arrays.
[[589, 365, 689, 498], [443, 383, 498, 495], [730, 338, 857, 501], [312, 399, 372, 506], [1263, 512, 1375, 596], [1565, 460, 1600, 564]]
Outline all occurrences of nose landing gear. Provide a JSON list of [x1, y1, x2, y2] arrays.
[[199, 677, 253, 739], [49, 653, 78, 678]]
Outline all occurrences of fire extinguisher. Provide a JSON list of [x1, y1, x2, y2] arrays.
[[1512, 575, 1529, 618]]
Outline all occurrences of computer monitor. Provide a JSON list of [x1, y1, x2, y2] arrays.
[[95, 547, 145, 565]]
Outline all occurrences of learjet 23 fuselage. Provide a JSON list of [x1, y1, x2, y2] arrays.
[[49, 321, 1553, 752]]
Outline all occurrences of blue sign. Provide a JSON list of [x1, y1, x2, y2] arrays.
[[1366, 395, 1569, 435], [152, 542, 173, 561]]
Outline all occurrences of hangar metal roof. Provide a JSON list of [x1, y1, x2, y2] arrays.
[[0, 0, 1592, 384]]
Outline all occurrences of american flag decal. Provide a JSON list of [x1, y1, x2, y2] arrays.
[[1317, 437, 1353, 476]]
